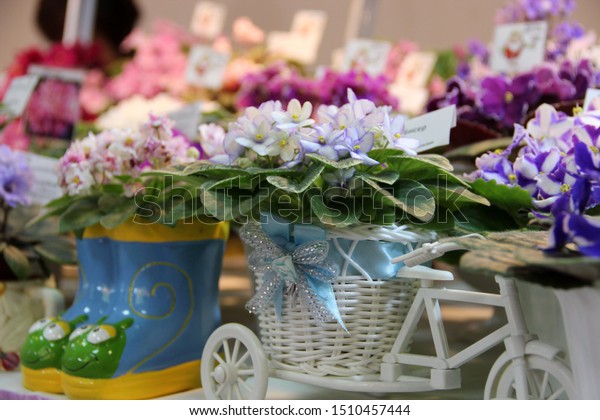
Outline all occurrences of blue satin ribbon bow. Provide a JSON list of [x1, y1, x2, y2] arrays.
[[240, 216, 346, 329]]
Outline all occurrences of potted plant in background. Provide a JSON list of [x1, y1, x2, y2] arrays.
[[462, 102, 600, 398], [19, 115, 229, 399], [162, 90, 515, 385], [0, 145, 71, 368]]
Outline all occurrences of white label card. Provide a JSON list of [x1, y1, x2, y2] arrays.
[[167, 102, 203, 140], [584, 88, 600, 112], [266, 31, 317, 65], [342, 39, 391, 76], [190, 1, 226, 40], [185, 46, 230, 90], [489, 21, 548, 74], [22, 152, 62, 206], [289, 10, 327, 65], [405, 105, 457, 153], [395, 52, 437, 88], [390, 84, 429, 116], [2, 75, 40, 116]]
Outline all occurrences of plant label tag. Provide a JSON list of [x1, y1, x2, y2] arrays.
[[266, 31, 313, 65], [490, 21, 548, 74], [290, 10, 327, 65], [389, 84, 429, 116], [405, 105, 457, 152], [167, 102, 202, 140], [2, 75, 40, 116], [186, 46, 230, 89], [190, 1, 226, 40], [22, 152, 62, 206], [23, 65, 84, 141], [342, 39, 391, 76], [395, 52, 437, 88], [584, 88, 600, 112]]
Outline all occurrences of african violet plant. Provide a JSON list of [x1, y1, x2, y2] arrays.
[[41, 114, 205, 235], [158, 90, 508, 233], [469, 103, 600, 256], [0, 145, 75, 280]]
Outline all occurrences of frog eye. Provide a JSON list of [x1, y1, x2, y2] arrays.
[[87, 325, 116, 344], [42, 321, 71, 341], [28, 317, 55, 333], [69, 325, 93, 341]]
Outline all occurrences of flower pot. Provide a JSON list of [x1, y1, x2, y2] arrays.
[[20, 218, 229, 399], [0, 280, 64, 353]]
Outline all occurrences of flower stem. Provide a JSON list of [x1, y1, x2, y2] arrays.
[[0, 201, 10, 241]]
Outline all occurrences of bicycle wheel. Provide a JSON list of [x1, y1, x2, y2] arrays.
[[201, 323, 269, 400], [485, 351, 575, 400]]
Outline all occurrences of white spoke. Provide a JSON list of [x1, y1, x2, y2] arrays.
[[235, 350, 250, 367], [539, 371, 550, 398], [549, 387, 565, 400], [237, 378, 253, 395], [233, 384, 243, 400], [215, 383, 226, 398], [237, 369, 254, 377], [223, 340, 231, 363], [227, 385, 233, 400], [232, 339, 241, 362], [212, 352, 225, 365], [526, 372, 540, 399]]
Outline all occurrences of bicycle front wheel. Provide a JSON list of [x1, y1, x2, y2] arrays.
[[485, 352, 575, 400]]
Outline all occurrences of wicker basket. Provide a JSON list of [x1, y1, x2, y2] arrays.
[[255, 225, 434, 377]]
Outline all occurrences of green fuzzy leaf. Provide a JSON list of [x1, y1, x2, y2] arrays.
[[469, 179, 534, 221], [59, 197, 105, 233], [413, 154, 455, 171], [3, 245, 30, 279], [392, 179, 436, 222], [245, 167, 294, 176], [100, 184, 125, 195], [266, 163, 324, 193], [387, 155, 467, 186], [426, 184, 490, 211], [444, 137, 514, 159], [34, 238, 77, 265], [162, 196, 203, 224], [45, 194, 72, 211], [309, 195, 359, 227], [307, 153, 363, 169], [99, 200, 138, 229], [363, 171, 400, 185], [456, 205, 521, 232], [182, 162, 248, 177], [203, 176, 253, 191]]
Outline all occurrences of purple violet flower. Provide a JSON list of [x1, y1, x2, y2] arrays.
[[0, 145, 33, 208], [479, 73, 540, 127]]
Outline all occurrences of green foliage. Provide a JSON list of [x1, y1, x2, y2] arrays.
[[1, 205, 76, 280], [165, 152, 512, 232]]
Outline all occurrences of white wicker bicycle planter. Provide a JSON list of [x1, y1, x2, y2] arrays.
[[250, 223, 436, 378]]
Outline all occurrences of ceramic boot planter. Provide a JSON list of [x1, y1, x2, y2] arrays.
[[58, 219, 228, 399], [20, 235, 115, 393], [22, 218, 228, 398]]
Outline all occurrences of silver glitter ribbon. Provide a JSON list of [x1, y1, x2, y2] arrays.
[[240, 223, 341, 326]]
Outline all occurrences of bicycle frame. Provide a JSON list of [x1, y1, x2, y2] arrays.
[[381, 275, 532, 398]]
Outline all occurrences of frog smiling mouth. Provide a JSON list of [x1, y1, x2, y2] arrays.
[[62, 354, 100, 373], [21, 347, 51, 366]]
